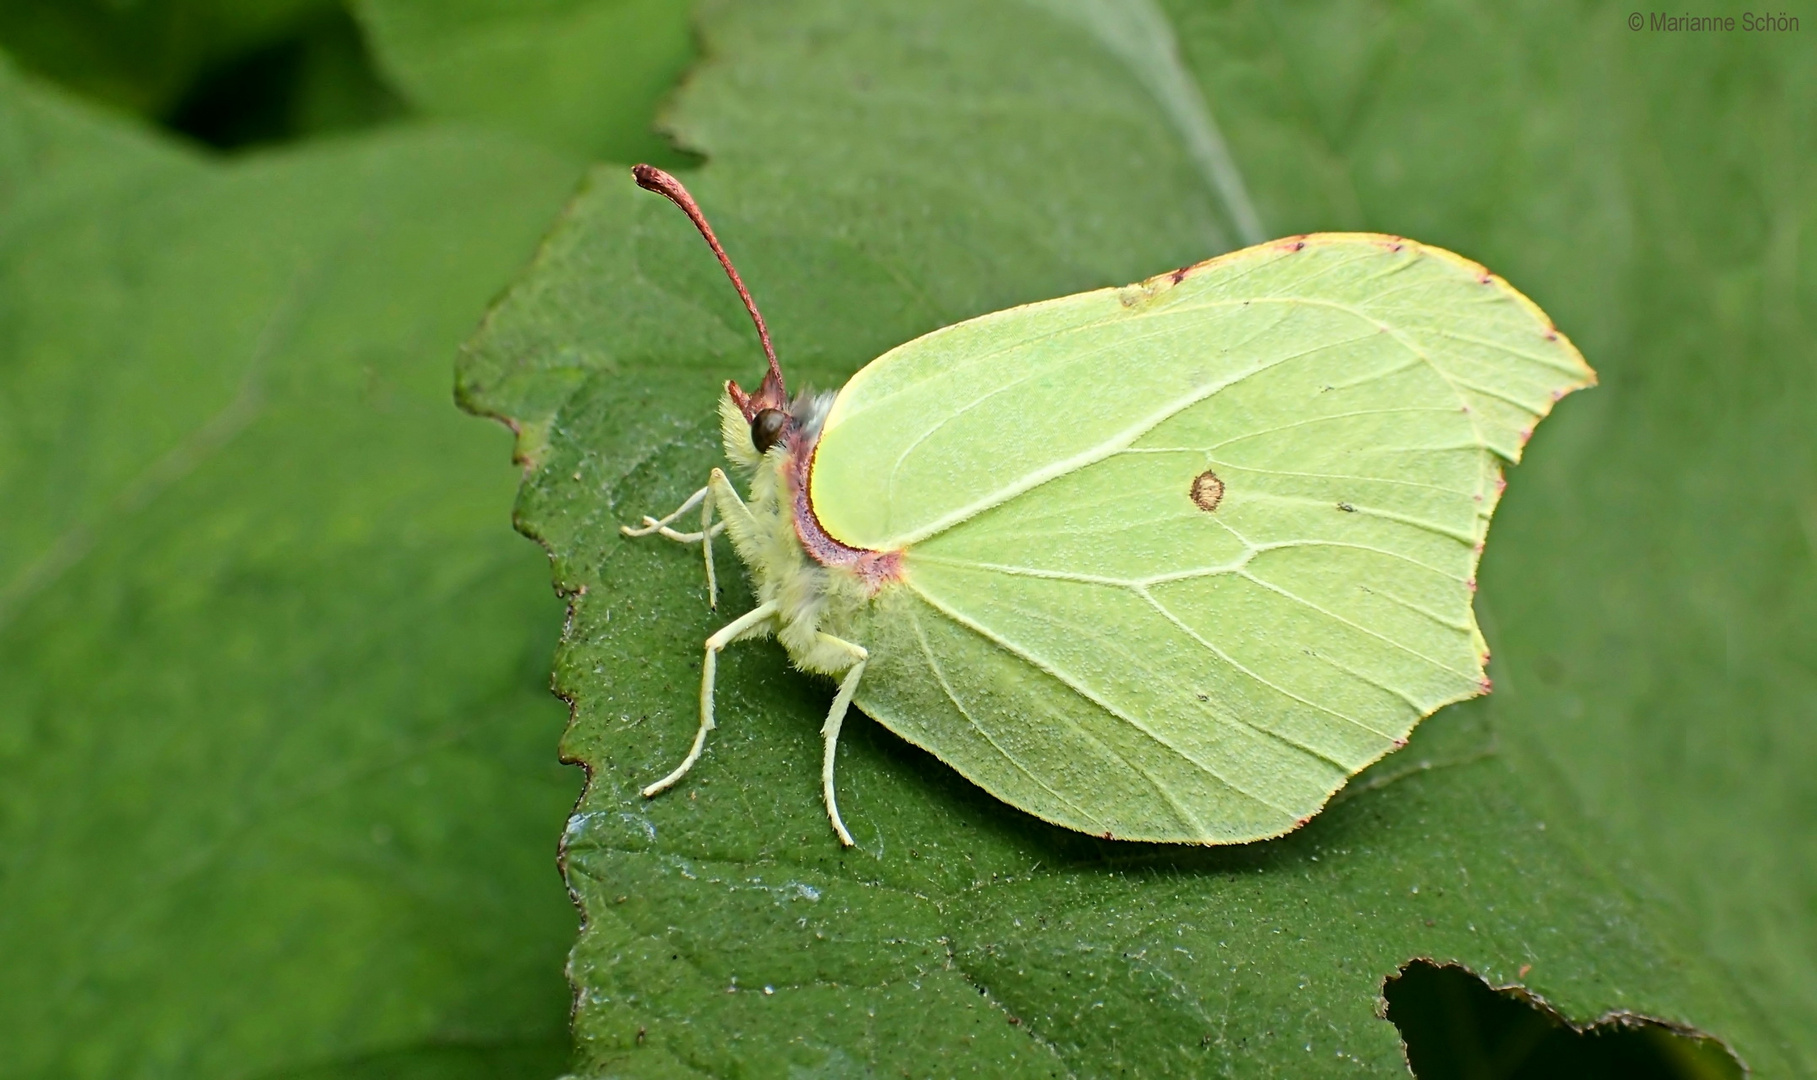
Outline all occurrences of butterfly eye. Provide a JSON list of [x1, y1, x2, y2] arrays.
[[750, 408, 788, 453]]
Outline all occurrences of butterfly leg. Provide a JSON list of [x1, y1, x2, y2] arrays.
[[701, 467, 759, 608], [813, 634, 871, 847], [621, 478, 738, 607], [620, 483, 710, 537], [642, 599, 779, 799]]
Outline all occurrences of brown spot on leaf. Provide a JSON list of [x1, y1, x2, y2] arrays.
[[1170, 265, 1192, 283], [1190, 470, 1225, 512]]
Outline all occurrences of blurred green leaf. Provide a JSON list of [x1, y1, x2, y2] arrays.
[[0, 63, 586, 1079], [0, 0, 343, 120], [354, 0, 694, 164], [458, 0, 1812, 1075], [0, 1, 411, 150], [162, 7, 407, 150]]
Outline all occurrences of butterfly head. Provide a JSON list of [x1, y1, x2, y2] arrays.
[[725, 366, 791, 452], [721, 373, 833, 470]]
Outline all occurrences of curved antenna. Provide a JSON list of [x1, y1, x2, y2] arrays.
[[632, 165, 785, 398]]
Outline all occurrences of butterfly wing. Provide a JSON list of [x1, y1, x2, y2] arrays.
[[813, 235, 1593, 843]]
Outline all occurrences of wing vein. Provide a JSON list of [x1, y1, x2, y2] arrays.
[[1239, 491, 1480, 545], [1202, 407, 1462, 452], [1424, 327, 1586, 376], [906, 607, 1105, 829], [1251, 538, 1467, 583], [892, 328, 1382, 546], [1233, 569, 1478, 680], [911, 554, 1146, 587], [1364, 585, 1474, 632], [909, 583, 1294, 824], [879, 303, 1304, 523], [1201, 459, 1479, 496], [1136, 586, 1396, 746], [1305, 649, 1429, 712]]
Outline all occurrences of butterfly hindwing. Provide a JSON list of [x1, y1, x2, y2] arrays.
[[813, 234, 1592, 843]]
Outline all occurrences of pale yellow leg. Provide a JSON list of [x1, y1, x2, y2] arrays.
[[642, 601, 779, 798], [621, 481, 730, 606], [704, 467, 754, 532], [814, 634, 870, 847], [701, 468, 761, 609], [620, 484, 707, 537], [698, 486, 718, 601]]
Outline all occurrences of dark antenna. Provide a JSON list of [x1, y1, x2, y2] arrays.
[[632, 164, 785, 396]]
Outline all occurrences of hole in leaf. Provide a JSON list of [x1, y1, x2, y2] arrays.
[[0, 2, 405, 151], [1385, 960, 1743, 1080], [163, 7, 405, 150]]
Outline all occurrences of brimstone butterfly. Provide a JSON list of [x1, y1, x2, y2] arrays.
[[622, 164, 1594, 847]]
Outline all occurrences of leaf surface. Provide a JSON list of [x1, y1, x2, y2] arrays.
[[457, 0, 1816, 1075]]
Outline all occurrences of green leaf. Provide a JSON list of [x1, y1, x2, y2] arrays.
[[353, 0, 695, 163], [459, 0, 1813, 1074], [0, 63, 585, 1079]]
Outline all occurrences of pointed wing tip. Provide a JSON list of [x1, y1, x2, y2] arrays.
[[1163, 231, 1601, 387], [1541, 325, 1600, 394]]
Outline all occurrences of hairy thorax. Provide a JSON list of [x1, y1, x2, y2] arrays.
[[714, 391, 898, 676]]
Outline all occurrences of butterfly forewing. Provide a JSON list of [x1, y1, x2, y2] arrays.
[[814, 235, 1592, 843]]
